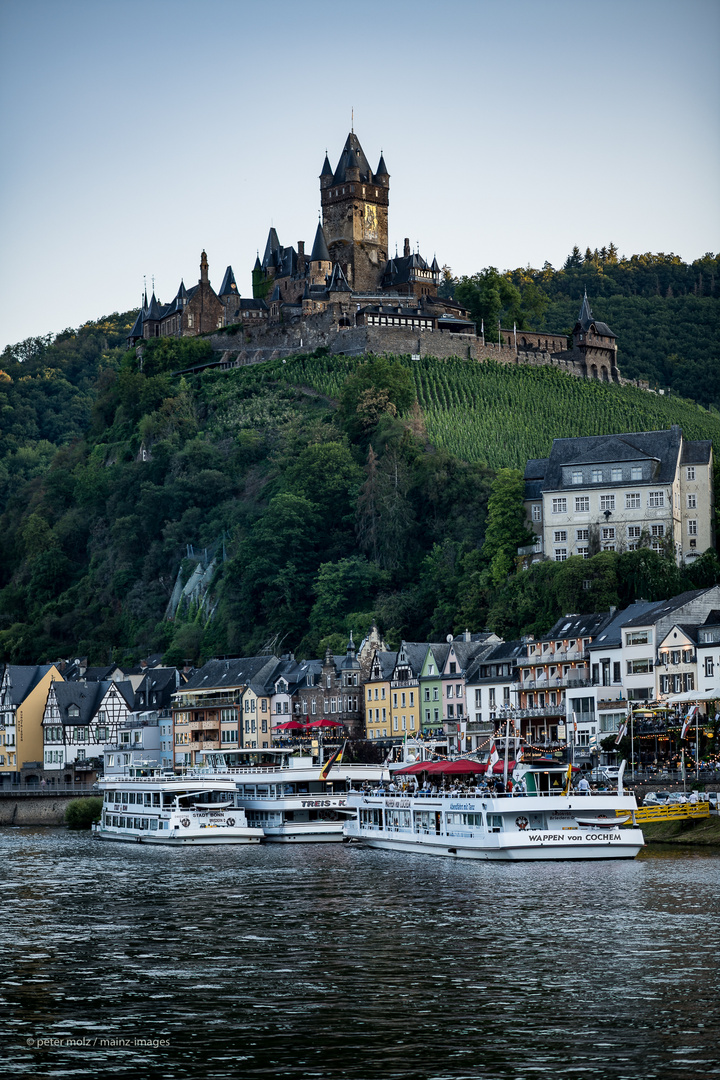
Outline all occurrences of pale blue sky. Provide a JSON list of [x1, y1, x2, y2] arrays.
[[0, 0, 718, 349]]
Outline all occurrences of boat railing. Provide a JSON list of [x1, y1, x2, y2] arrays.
[[357, 789, 624, 800]]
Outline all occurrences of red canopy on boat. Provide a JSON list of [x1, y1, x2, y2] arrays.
[[425, 758, 486, 775], [394, 761, 431, 775]]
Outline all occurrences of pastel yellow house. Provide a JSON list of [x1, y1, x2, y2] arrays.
[[364, 650, 396, 740], [389, 643, 425, 738], [0, 665, 63, 773]]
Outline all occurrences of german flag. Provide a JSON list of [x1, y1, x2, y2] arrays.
[[562, 762, 573, 795], [319, 741, 346, 781]]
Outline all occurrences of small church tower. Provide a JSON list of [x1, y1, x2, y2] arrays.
[[320, 133, 389, 292]]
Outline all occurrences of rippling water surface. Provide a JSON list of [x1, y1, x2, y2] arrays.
[[0, 829, 718, 1079]]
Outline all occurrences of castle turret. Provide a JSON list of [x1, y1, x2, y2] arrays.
[[309, 221, 332, 285], [572, 289, 618, 382]]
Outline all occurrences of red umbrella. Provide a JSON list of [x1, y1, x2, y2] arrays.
[[275, 720, 305, 731], [306, 718, 342, 728], [425, 758, 486, 775]]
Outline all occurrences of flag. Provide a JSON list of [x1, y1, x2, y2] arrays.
[[615, 719, 628, 745], [572, 710, 578, 735], [488, 741, 500, 768], [681, 705, 698, 739], [562, 762, 573, 795], [516, 744, 524, 763], [319, 740, 346, 781]]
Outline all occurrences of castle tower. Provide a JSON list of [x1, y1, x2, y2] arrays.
[[320, 134, 389, 292], [309, 221, 332, 286], [572, 289, 619, 382]]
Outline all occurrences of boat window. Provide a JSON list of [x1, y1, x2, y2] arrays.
[[413, 810, 434, 831], [446, 813, 483, 827], [282, 784, 294, 795], [152, 793, 160, 806], [488, 815, 504, 830], [150, 819, 158, 830], [144, 794, 152, 806], [127, 792, 136, 804]]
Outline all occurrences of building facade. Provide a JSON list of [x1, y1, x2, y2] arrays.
[[524, 426, 714, 565]]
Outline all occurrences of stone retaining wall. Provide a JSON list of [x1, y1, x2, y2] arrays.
[[0, 795, 76, 826]]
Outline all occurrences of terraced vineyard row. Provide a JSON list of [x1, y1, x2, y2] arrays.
[[275, 353, 720, 469]]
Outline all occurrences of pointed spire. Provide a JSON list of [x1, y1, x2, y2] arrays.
[[219, 265, 238, 296], [578, 287, 593, 328], [310, 221, 331, 263], [262, 227, 281, 268], [320, 153, 333, 177], [376, 153, 388, 176]]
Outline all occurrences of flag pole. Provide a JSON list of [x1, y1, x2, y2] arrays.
[[696, 705, 700, 781], [503, 713, 510, 789], [631, 706, 635, 781]]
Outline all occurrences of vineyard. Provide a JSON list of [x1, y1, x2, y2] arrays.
[[273, 353, 720, 469]]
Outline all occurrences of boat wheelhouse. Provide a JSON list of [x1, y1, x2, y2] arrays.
[[344, 761, 644, 860], [203, 752, 389, 842], [95, 775, 263, 845]]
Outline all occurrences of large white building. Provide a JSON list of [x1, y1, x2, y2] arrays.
[[524, 426, 714, 565]]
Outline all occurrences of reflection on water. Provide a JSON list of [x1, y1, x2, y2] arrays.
[[0, 829, 718, 1080]]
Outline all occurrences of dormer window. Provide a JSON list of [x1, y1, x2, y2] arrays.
[[68, 705, 80, 718]]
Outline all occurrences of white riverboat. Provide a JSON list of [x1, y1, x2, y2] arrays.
[[344, 761, 645, 860], [95, 775, 263, 845], [204, 752, 389, 842]]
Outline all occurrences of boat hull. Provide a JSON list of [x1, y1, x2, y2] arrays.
[[346, 828, 645, 860], [95, 827, 263, 845], [261, 823, 346, 842]]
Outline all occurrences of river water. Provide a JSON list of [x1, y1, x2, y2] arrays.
[[0, 829, 718, 1080]]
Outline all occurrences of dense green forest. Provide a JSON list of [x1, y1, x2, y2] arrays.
[[2, 299, 720, 668]]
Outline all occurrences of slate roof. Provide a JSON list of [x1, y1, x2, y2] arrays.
[[533, 611, 613, 644], [262, 228, 281, 270], [135, 668, 179, 708], [183, 656, 276, 692], [371, 650, 398, 680], [465, 640, 525, 683], [381, 252, 434, 287], [524, 427, 708, 493], [310, 222, 331, 263], [332, 133, 373, 184], [1, 665, 56, 706], [588, 601, 664, 651], [328, 263, 351, 292], [620, 589, 715, 629], [424, 643, 451, 672], [681, 440, 712, 465], [575, 290, 615, 338], [320, 154, 333, 177], [444, 640, 489, 673], [219, 266, 238, 297], [376, 153, 388, 176], [128, 309, 144, 340], [394, 642, 428, 677], [51, 680, 135, 726]]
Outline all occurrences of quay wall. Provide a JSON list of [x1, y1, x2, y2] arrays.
[[0, 794, 76, 826]]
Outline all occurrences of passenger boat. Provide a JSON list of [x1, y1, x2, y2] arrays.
[[94, 775, 263, 845], [344, 761, 645, 860], [206, 753, 389, 842]]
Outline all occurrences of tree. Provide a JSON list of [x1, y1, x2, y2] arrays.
[[481, 468, 533, 585], [338, 357, 415, 444]]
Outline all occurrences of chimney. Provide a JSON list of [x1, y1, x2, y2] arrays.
[[404, 238, 411, 258], [200, 250, 209, 285], [298, 241, 305, 258]]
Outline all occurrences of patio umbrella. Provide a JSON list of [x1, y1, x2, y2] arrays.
[[306, 718, 342, 729], [425, 758, 486, 775], [275, 720, 305, 731]]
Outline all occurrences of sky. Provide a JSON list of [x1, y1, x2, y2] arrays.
[[0, 0, 718, 350]]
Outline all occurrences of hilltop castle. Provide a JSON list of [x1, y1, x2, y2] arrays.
[[128, 131, 624, 384]]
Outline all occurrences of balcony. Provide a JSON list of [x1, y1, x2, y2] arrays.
[[200, 740, 220, 751], [514, 705, 566, 718], [465, 721, 495, 735]]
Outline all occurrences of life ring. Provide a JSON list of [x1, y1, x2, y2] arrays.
[[515, 816, 529, 831], [226, 817, 235, 827], [181, 818, 190, 828]]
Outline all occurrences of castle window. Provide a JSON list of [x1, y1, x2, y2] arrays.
[[687, 494, 697, 508], [687, 467, 696, 481], [626, 493, 641, 509], [688, 520, 698, 536], [575, 497, 589, 513], [648, 491, 664, 507]]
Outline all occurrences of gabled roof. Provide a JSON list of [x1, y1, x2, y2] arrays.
[[219, 266, 238, 297], [370, 650, 398, 680], [50, 679, 134, 725], [310, 222, 331, 263], [393, 642, 428, 678], [328, 263, 351, 292], [424, 643, 451, 672], [1, 665, 56, 706], [332, 133, 373, 184]]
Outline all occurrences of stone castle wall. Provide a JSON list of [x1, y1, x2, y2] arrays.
[[206, 321, 648, 389]]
